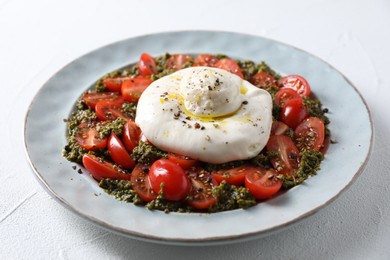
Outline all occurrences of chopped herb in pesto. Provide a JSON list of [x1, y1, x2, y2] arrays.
[[120, 102, 137, 120], [99, 179, 143, 204], [146, 191, 190, 213], [236, 60, 258, 81], [97, 117, 127, 139], [257, 61, 282, 80], [250, 151, 278, 169], [131, 141, 168, 164]]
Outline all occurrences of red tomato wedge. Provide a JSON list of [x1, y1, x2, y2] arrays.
[[165, 54, 193, 70], [266, 135, 300, 176], [82, 92, 124, 109], [167, 153, 199, 170], [193, 54, 218, 67], [277, 75, 311, 97], [211, 165, 256, 186], [149, 159, 191, 201], [274, 88, 301, 107], [82, 154, 131, 181], [280, 98, 309, 129], [271, 121, 290, 136], [245, 167, 282, 200], [75, 122, 107, 151], [250, 72, 276, 89], [186, 167, 218, 210], [108, 133, 135, 169], [215, 58, 244, 78], [294, 117, 325, 151], [122, 120, 141, 153], [131, 164, 157, 202], [138, 53, 157, 77], [95, 100, 129, 121], [103, 76, 132, 92], [121, 77, 153, 102]]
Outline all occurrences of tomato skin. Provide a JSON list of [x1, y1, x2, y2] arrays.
[[280, 98, 309, 129], [294, 117, 325, 151], [186, 167, 218, 209], [250, 72, 276, 89], [121, 77, 153, 102], [193, 54, 218, 67], [266, 135, 300, 176], [82, 154, 131, 181], [122, 120, 141, 153], [270, 121, 290, 136], [211, 165, 255, 186], [95, 100, 129, 121], [245, 168, 282, 200], [108, 133, 135, 169], [82, 92, 124, 109], [165, 54, 193, 70], [75, 122, 107, 151], [138, 53, 157, 77], [274, 88, 301, 107], [278, 75, 311, 97], [131, 164, 157, 202], [215, 58, 244, 78], [103, 77, 132, 92], [167, 153, 199, 170], [149, 159, 191, 201]]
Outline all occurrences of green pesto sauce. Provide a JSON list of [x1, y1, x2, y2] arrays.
[[97, 117, 126, 139], [99, 179, 143, 204], [131, 141, 168, 164]]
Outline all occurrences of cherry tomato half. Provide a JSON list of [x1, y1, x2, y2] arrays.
[[193, 54, 218, 67], [211, 165, 256, 186], [75, 122, 107, 151], [138, 53, 157, 77], [121, 77, 153, 103], [167, 153, 199, 170], [122, 120, 141, 153], [149, 159, 191, 201], [294, 117, 325, 151], [250, 72, 276, 89], [82, 154, 131, 181], [215, 58, 244, 78], [277, 75, 311, 97], [280, 98, 309, 129], [186, 167, 218, 209], [103, 76, 132, 92], [82, 92, 124, 109], [108, 133, 135, 169], [274, 88, 301, 107], [165, 54, 193, 70], [131, 164, 157, 202], [244, 167, 282, 200], [95, 100, 129, 121], [270, 121, 290, 136], [266, 135, 300, 176]]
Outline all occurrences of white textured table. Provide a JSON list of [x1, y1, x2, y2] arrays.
[[1, 0, 389, 259]]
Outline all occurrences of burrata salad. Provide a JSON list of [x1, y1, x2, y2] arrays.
[[63, 53, 330, 213]]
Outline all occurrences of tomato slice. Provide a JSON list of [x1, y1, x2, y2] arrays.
[[95, 100, 129, 121], [138, 53, 157, 77], [121, 77, 153, 102], [103, 76, 132, 92], [215, 58, 244, 78], [82, 154, 131, 181], [250, 72, 276, 89], [280, 98, 310, 129], [211, 165, 255, 186], [108, 133, 135, 169], [149, 159, 191, 201], [244, 167, 282, 200], [75, 122, 107, 150], [167, 153, 199, 170], [82, 92, 124, 109], [186, 167, 218, 210], [122, 120, 141, 153], [193, 54, 218, 67], [294, 117, 325, 151], [266, 135, 300, 176], [270, 121, 290, 136], [274, 88, 301, 107], [165, 54, 193, 70], [131, 164, 157, 202], [277, 75, 311, 97]]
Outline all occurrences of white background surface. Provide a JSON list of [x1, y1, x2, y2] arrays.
[[1, 0, 389, 259]]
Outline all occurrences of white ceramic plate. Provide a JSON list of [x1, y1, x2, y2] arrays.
[[24, 31, 372, 245]]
